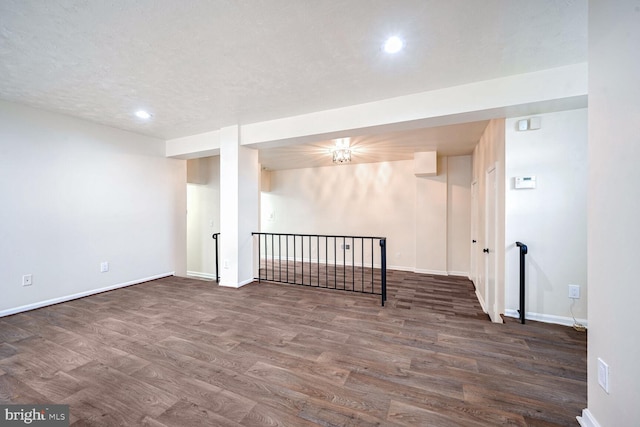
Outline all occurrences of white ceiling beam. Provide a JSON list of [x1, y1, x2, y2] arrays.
[[240, 63, 587, 149], [166, 130, 220, 159], [166, 63, 587, 158]]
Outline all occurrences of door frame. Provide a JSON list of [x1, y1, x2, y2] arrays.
[[470, 180, 479, 287], [485, 164, 501, 322]]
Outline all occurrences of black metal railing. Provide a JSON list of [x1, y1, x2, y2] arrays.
[[516, 241, 528, 324], [212, 233, 220, 283], [252, 232, 387, 306]]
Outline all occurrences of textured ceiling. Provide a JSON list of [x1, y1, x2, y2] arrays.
[[0, 0, 587, 140]]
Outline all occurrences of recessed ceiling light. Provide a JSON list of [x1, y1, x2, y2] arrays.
[[383, 36, 404, 54], [135, 110, 152, 120]]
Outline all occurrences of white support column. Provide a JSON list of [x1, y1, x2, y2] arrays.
[[219, 125, 259, 287]]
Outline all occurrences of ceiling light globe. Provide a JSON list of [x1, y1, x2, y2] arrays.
[[135, 110, 152, 119], [383, 36, 404, 54]]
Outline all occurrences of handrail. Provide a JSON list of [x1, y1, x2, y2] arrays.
[[252, 232, 386, 240], [252, 232, 387, 306], [212, 233, 220, 283], [515, 241, 528, 324]]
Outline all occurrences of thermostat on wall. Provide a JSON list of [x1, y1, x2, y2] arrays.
[[515, 176, 536, 189]]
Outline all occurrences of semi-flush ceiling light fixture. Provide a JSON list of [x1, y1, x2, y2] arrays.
[[135, 110, 152, 119], [383, 36, 404, 54], [332, 138, 352, 164]]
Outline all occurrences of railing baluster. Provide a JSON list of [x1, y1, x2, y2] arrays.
[[263, 234, 267, 281], [342, 237, 346, 290], [309, 235, 312, 286], [252, 232, 387, 306], [325, 236, 328, 288], [336, 236, 338, 290], [370, 238, 374, 293], [351, 237, 355, 291], [361, 237, 364, 292]]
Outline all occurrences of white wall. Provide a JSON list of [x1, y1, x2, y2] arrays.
[[261, 156, 471, 275], [584, 1, 640, 426], [186, 156, 220, 278], [447, 156, 472, 275], [0, 100, 186, 316], [505, 109, 588, 325]]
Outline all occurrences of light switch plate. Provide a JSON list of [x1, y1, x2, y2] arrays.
[[598, 358, 609, 393], [568, 284, 580, 299], [518, 119, 528, 131], [22, 274, 33, 286]]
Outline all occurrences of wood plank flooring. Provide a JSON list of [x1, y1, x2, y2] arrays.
[[0, 272, 586, 426]]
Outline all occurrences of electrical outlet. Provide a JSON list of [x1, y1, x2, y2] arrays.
[[224, 260, 230, 269], [22, 274, 33, 286], [568, 284, 580, 299], [100, 261, 109, 273], [598, 358, 610, 393]]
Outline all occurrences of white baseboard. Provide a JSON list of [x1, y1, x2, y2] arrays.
[[0, 272, 174, 318], [504, 309, 588, 328], [476, 290, 487, 313], [187, 271, 217, 280], [577, 409, 601, 427], [448, 271, 469, 277], [219, 277, 254, 288], [415, 268, 449, 276], [387, 264, 415, 272]]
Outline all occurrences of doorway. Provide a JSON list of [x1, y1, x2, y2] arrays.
[[186, 157, 221, 280]]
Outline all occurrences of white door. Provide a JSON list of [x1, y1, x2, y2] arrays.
[[485, 166, 501, 322]]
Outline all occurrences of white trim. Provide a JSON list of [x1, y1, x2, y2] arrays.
[[447, 271, 469, 277], [504, 309, 588, 328], [0, 272, 174, 318], [577, 409, 602, 427], [219, 277, 254, 288], [187, 271, 217, 280], [415, 268, 449, 276], [476, 290, 487, 313], [387, 264, 415, 272]]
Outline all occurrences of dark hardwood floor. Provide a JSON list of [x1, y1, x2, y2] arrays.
[[0, 272, 586, 426]]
